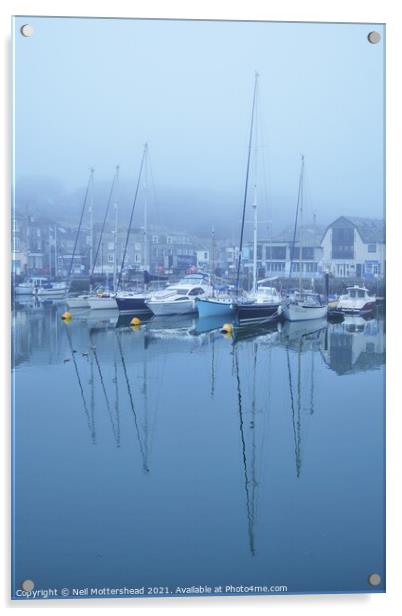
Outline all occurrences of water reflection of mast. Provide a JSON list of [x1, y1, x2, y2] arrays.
[[234, 346, 256, 557], [90, 332, 120, 446], [65, 325, 96, 443], [115, 331, 149, 472], [286, 339, 302, 478]]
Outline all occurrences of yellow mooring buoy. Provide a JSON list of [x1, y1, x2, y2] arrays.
[[130, 316, 142, 327], [61, 311, 72, 321], [221, 322, 234, 335]]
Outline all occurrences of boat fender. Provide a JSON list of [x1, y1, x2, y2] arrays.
[[61, 311, 72, 321], [130, 317, 142, 327]]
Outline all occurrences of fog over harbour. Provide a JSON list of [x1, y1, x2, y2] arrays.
[[14, 17, 385, 238]]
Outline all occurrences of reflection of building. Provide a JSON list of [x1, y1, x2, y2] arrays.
[[321, 217, 385, 278], [321, 317, 385, 375]]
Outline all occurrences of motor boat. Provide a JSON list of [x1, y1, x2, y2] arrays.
[[14, 277, 49, 295], [337, 286, 376, 315], [145, 274, 212, 316]]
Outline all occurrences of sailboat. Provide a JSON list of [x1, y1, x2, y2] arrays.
[[115, 144, 155, 314], [87, 166, 120, 310], [232, 72, 282, 324], [283, 156, 327, 321]]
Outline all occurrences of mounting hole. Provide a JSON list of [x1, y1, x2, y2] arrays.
[[21, 579, 35, 591], [20, 24, 34, 37], [367, 31, 381, 44], [368, 573, 382, 587]]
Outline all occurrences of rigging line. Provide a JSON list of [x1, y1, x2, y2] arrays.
[[288, 155, 305, 282], [234, 348, 255, 557], [92, 345, 119, 445], [235, 72, 259, 294], [115, 330, 149, 472], [67, 169, 93, 287], [116, 144, 147, 292], [91, 166, 119, 281], [65, 325, 95, 443]]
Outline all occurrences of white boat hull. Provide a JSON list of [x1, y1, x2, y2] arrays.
[[337, 299, 376, 315], [66, 296, 90, 309], [146, 299, 196, 316], [87, 296, 117, 310], [283, 303, 328, 321], [15, 286, 33, 295], [36, 287, 68, 297]]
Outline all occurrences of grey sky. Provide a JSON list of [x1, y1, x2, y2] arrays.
[[13, 17, 385, 236]]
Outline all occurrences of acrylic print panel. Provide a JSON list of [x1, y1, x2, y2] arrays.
[[12, 16, 385, 600]]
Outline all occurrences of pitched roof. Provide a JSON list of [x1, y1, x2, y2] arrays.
[[345, 217, 385, 243], [271, 224, 325, 246]]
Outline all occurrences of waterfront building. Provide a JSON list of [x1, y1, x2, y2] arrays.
[[320, 216, 385, 278]]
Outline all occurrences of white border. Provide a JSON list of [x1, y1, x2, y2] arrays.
[[1, 1, 401, 614]]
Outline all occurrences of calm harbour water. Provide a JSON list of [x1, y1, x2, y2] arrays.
[[12, 302, 385, 599]]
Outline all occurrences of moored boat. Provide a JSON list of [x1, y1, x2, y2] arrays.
[[115, 291, 152, 314], [337, 285, 376, 315], [196, 296, 235, 318], [35, 281, 68, 297], [283, 292, 328, 321], [87, 293, 117, 310], [146, 274, 212, 316], [234, 285, 282, 324], [15, 277, 49, 295]]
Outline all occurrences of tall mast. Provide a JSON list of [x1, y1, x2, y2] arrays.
[[299, 155, 305, 297], [252, 184, 258, 295], [116, 144, 147, 292], [143, 147, 149, 274], [67, 168, 93, 288], [89, 168, 95, 276], [91, 166, 119, 289], [113, 167, 120, 293], [235, 71, 259, 295], [211, 226, 216, 297]]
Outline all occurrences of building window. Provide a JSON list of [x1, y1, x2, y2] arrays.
[[107, 254, 114, 263], [332, 227, 354, 259], [368, 243, 377, 253]]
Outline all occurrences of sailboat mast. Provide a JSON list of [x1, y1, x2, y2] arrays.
[[67, 168, 93, 288], [113, 167, 120, 293], [89, 168, 95, 276], [116, 143, 147, 292], [235, 71, 259, 295], [299, 155, 305, 297], [143, 147, 149, 274], [211, 226, 216, 298], [252, 185, 258, 295]]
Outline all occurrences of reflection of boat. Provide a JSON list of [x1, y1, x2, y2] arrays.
[[337, 286, 376, 315], [321, 317, 385, 375], [280, 318, 327, 347], [146, 274, 212, 316]]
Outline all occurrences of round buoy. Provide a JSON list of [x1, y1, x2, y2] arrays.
[[61, 311, 72, 321], [130, 317, 141, 327], [221, 322, 233, 335]]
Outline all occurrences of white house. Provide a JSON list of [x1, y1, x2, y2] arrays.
[[321, 216, 385, 278]]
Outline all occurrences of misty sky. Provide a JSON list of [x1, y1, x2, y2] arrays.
[[13, 17, 385, 237]]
